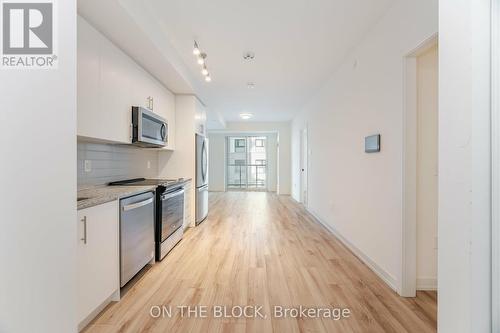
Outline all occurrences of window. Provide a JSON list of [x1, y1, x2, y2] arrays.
[[227, 136, 267, 190], [235, 139, 245, 148]]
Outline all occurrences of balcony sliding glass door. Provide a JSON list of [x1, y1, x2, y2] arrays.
[[226, 136, 267, 191]]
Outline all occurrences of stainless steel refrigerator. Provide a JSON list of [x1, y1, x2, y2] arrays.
[[195, 134, 209, 224]]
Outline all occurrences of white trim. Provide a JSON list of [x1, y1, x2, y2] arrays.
[[208, 129, 279, 134], [401, 33, 438, 298], [402, 55, 418, 297], [78, 290, 119, 331], [299, 125, 309, 208], [416, 277, 437, 291], [306, 207, 399, 292], [492, 0, 500, 330]]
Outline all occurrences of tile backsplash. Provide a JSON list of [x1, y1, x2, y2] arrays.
[[77, 141, 159, 188]]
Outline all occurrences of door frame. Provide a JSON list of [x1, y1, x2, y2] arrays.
[[300, 126, 309, 207], [401, 33, 438, 297], [492, 0, 500, 329]]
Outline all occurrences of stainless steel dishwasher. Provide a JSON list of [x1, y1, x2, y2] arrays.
[[120, 191, 155, 287]]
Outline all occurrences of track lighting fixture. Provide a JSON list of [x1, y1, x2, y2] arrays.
[[193, 41, 200, 56], [193, 41, 211, 82]]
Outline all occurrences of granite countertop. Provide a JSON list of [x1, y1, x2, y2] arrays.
[[77, 185, 157, 210], [77, 178, 192, 210], [171, 178, 192, 187]]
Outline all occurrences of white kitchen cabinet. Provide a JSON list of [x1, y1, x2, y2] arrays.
[[129, 64, 152, 113], [77, 16, 101, 140], [194, 98, 207, 136], [77, 16, 175, 148], [151, 81, 176, 150], [77, 200, 119, 330], [183, 180, 194, 229], [99, 39, 134, 143]]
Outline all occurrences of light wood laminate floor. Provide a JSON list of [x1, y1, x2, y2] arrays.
[[84, 192, 437, 333]]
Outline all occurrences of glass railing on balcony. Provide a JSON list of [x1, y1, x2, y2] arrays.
[[227, 164, 267, 189]]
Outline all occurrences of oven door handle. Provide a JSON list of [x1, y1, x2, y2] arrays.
[[162, 189, 184, 200], [122, 197, 154, 211]]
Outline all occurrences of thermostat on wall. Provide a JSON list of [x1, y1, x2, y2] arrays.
[[365, 134, 381, 153]]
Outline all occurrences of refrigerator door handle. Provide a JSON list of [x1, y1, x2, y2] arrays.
[[201, 139, 207, 183]]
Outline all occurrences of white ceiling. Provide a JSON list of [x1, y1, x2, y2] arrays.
[[79, 0, 394, 125], [143, 0, 394, 123]]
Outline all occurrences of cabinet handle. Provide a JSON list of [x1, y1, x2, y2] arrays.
[[147, 96, 154, 110], [81, 216, 87, 244]]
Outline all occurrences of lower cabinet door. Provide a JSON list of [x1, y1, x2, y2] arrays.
[[77, 200, 119, 325]]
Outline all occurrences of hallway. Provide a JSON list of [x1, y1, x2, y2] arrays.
[[84, 192, 436, 333]]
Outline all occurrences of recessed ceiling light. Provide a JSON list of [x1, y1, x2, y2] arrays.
[[239, 113, 253, 120], [205, 75, 212, 82], [201, 66, 209, 76]]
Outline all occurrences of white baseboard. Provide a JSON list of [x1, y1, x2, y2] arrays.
[[305, 207, 400, 293], [416, 277, 437, 291], [78, 289, 119, 331]]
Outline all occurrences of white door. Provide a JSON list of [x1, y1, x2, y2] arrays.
[[300, 128, 308, 206]]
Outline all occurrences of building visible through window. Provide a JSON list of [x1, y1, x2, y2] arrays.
[[235, 139, 245, 148]]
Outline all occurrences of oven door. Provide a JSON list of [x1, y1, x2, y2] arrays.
[[133, 107, 167, 147], [160, 187, 184, 241]]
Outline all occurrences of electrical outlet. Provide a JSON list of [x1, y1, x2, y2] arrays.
[[147, 160, 151, 169], [84, 160, 92, 173]]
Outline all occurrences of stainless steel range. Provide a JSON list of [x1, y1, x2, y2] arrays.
[[109, 178, 186, 261]]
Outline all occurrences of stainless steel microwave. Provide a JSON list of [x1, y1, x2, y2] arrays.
[[132, 106, 168, 147]]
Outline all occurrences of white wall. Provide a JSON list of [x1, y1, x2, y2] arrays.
[[207, 132, 278, 192], [223, 122, 291, 195], [291, 0, 437, 291], [207, 133, 226, 191], [416, 44, 438, 290], [0, 1, 77, 332], [438, 0, 491, 331], [267, 134, 278, 192]]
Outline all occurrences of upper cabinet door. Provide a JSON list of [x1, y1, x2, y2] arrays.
[[150, 81, 175, 150], [99, 40, 134, 144], [129, 65, 152, 112], [77, 17, 131, 144], [194, 99, 207, 136], [77, 17, 100, 139]]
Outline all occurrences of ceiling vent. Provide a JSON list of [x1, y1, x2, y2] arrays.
[[243, 51, 255, 61]]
